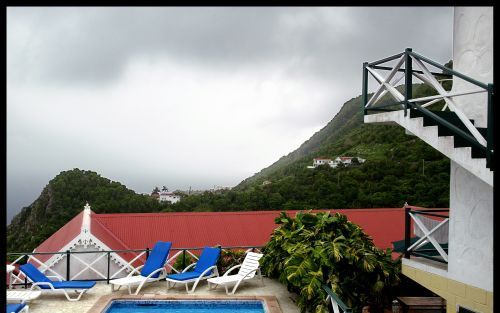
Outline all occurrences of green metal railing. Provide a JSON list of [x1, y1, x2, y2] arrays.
[[362, 48, 494, 170], [404, 206, 449, 264], [323, 285, 352, 313]]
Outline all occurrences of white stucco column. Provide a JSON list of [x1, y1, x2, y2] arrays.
[[452, 7, 493, 128], [447, 160, 493, 291]]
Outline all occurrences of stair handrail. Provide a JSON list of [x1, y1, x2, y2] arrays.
[[323, 284, 352, 313]]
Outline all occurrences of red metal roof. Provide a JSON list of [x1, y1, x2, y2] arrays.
[[92, 211, 281, 250], [91, 213, 145, 266], [33, 211, 84, 263], [91, 208, 408, 252], [33, 207, 434, 262]]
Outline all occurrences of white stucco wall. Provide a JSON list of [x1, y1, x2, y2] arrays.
[[452, 7, 493, 128], [447, 160, 493, 291]]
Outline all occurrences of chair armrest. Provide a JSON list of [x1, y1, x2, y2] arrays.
[[46, 275, 63, 281], [181, 262, 197, 273], [30, 282, 56, 291], [128, 265, 144, 277], [142, 267, 166, 280], [222, 264, 241, 277], [239, 268, 259, 280], [197, 265, 218, 279]]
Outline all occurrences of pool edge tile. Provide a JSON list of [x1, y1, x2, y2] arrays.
[[87, 294, 283, 313]]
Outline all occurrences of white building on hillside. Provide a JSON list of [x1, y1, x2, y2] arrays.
[[159, 191, 181, 204], [308, 156, 366, 169], [334, 156, 366, 166], [314, 157, 334, 166]]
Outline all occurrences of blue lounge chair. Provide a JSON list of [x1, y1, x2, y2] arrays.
[[19, 263, 96, 302], [165, 246, 221, 293], [6, 303, 28, 313], [110, 241, 172, 295]]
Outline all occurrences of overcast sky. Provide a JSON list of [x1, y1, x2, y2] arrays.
[[6, 7, 453, 223]]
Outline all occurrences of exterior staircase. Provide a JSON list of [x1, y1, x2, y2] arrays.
[[411, 110, 490, 161], [364, 109, 493, 186], [362, 49, 493, 187]]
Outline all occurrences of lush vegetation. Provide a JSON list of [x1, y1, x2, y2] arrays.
[[7, 169, 170, 254], [261, 211, 400, 313]]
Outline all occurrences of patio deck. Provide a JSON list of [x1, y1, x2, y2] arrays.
[[9, 277, 300, 313]]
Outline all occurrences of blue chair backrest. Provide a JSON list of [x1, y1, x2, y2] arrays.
[[194, 247, 220, 274], [20, 263, 52, 284], [141, 241, 172, 278]]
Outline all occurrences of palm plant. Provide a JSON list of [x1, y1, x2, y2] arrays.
[[261, 211, 400, 313]]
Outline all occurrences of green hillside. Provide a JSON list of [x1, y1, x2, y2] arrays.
[[7, 169, 169, 253], [236, 93, 363, 189]]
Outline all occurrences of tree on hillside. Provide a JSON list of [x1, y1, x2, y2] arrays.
[[7, 169, 166, 254], [152, 187, 160, 193]]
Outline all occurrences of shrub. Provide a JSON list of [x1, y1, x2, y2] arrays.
[[218, 249, 247, 274], [261, 211, 400, 313], [172, 251, 194, 272]]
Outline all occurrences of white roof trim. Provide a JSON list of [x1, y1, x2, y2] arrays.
[[81, 203, 92, 244]]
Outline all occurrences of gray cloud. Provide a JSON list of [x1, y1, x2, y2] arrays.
[[8, 7, 452, 85]]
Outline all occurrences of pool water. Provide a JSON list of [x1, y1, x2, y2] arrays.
[[104, 300, 266, 313]]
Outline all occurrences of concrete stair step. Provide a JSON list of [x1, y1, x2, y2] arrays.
[[364, 111, 493, 186]]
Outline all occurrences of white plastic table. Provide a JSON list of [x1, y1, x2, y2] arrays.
[[7, 290, 42, 303]]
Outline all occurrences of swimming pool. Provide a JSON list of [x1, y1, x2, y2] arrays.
[[103, 300, 267, 313]]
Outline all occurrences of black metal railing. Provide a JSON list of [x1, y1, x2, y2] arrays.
[[404, 206, 449, 264], [362, 48, 494, 170], [6, 245, 262, 288]]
